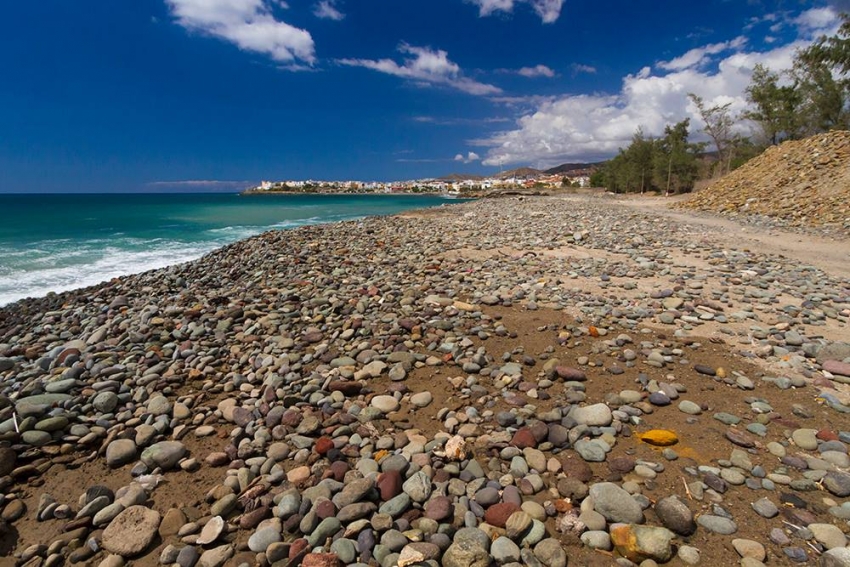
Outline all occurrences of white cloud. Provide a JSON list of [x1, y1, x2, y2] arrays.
[[517, 64, 556, 78], [571, 63, 597, 75], [454, 151, 481, 163], [467, 0, 565, 23], [314, 0, 344, 20], [476, 7, 839, 168], [657, 36, 747, 71], [166, 0, 315, 64], [338, 44, 502, 95], [793, 7, 839, 33]]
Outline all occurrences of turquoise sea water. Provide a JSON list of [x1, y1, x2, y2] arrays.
[[0, 193, 458, 306]]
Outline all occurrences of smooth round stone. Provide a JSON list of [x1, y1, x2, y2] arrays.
[[751, 498, 779, 518], [574, 439, 607, 462], [330, 538, 357, 563], [697, 515, 737, 535], [581, 530, 612, 550], [106, 439, 138, 468], [654, 496, 696, 536], [732, 539, 765, 561], [197, 516, 225, 545], [792, 429, 819, 451], [147, 396, 171, 416], [248, 524, 281, 552], [720, 469, 746, 485], [410, 392, 433, 408], [22, 431, 51, 446], [767, 442, 787, 457], [809, 523, 847, 549], [140, 441, 186, 471], [45, 379, 77, 394], [589, 483, 643, 524], [491, 536, 521, 564], [821, 548, 850, 567], [520, 519, 546, 547], [571, 404, 612, 426], [648, 392, 671, 406], [678, 401, 701, 415], [475, 487, 500, 507], [678, 545, 701, 565], [93, 392, 119, 413], [371, 395, 399, 413], [747, 423, 768, 437]]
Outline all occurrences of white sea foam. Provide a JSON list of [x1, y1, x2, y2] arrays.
[[0, 240, 217, 306], [0, 217, 340, 306]]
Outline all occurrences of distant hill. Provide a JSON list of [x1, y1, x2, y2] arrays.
[[438, 173, 486, 181], [440, 161, 607, 182], [497, 167, 542, 179], [544, 161, 606, 175]]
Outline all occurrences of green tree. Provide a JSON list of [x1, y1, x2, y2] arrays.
[[625, 128, 655, 193], [793, 58, 849, 133], [795, 14, 850, 132], [589, 169, 605, 187], [688, 93, 736, 176], [652, 119, 703, 196], [744, 63, 801, 145], [800, 13, 850, 76]]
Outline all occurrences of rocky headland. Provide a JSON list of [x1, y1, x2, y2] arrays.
[[1, 194, 850, 567]]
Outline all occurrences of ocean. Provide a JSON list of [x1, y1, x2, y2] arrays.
[[0, 192, 458, 306]]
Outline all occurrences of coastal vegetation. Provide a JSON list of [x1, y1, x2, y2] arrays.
[[596, 13, 850, 195]]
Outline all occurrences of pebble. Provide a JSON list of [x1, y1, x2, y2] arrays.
[[2, 195, 850, 567]]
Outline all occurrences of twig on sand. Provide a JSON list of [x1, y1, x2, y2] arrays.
[[682, 477, 693, 500]]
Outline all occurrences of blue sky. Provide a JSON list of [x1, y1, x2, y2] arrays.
[[0, 0, 845, 192]]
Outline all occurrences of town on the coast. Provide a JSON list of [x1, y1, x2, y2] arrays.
[[245, 167, 594, 196]]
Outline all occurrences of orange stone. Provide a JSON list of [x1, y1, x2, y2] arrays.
[[637, 429, 679, 446]]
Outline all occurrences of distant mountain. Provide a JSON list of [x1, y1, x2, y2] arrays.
[[544, 161, 606, 175], [440, 161, 607, 182], [497, 167, 542, 179], [438, 173, 486, 181]]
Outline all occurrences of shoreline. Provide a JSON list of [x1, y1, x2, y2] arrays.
[[0, 195, 466, 310], [2, 194, 850, 566]]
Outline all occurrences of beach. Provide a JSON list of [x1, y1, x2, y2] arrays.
[[2, 193, 850, 567]]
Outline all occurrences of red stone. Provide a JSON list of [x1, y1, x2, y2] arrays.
[[302, 553, 341, 567], [315, 499, 336, 520], [825, 360, 850, 378], [315, 437, 334, 455], [328, 380, 362, 396], [510, 428, 536, 449], [555, 366, 587, 381], [289, 539, 309, 561], [424, 495, 453, 521], [817, 429, 839, 442], [280, 409, 302, 427], [484, 502, 521, 528], [329, 460, 349, 481], [376, 470, 403, 501]]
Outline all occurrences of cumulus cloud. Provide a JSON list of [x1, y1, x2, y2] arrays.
[[476, 7, 839, 168], [166, 0, 315, 64], [338, 44, 502, 95], [517, 64, 556, 78], [314, 0, 344, 20], [467, 0, 565, 23], [454, 151, 481, 163]]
